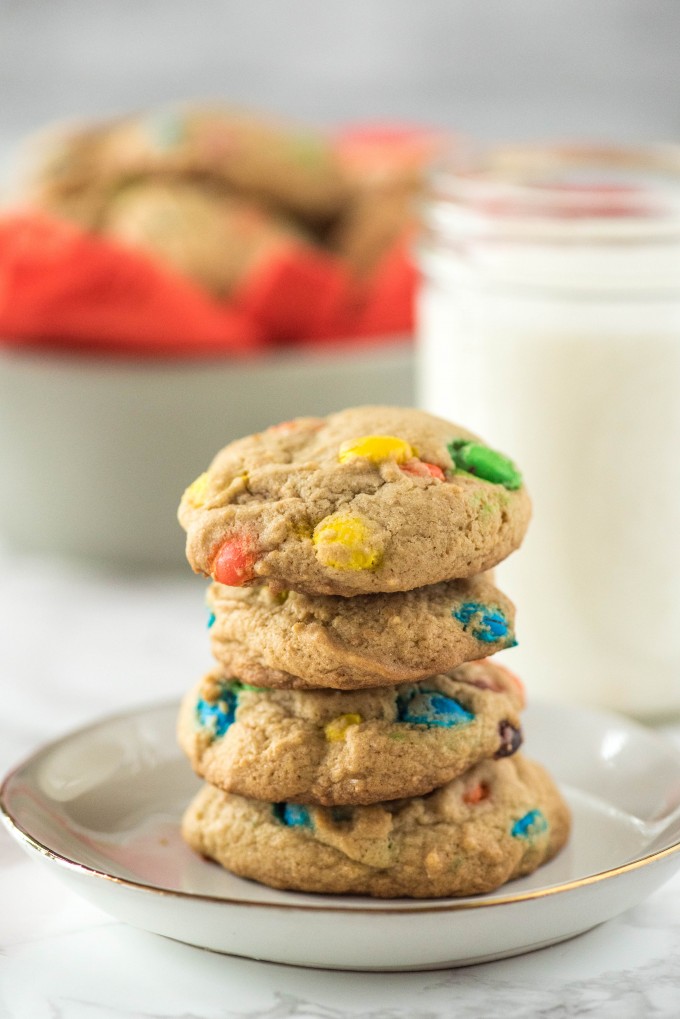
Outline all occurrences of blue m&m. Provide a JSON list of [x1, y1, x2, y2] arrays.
[[453, 602, 515, 645], [196, 683, 238, 738], [511, 809, 548, 839], [273, 803, 313, 829], [397, 689, 474, 728]]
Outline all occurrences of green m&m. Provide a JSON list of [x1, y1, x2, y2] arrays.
[[447, 440, 523, 491]]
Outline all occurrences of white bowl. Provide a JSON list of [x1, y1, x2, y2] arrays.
[[0, 339, 414, 571]]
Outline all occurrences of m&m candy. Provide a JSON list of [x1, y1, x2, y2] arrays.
[[324, 713, 362, 741], [448, 439, 523, 491], [273, 802, 313, 828], [338, 434, 415, 465], [312, 513, 381, 571], [400, 459, 445, 481], [396, 689, 474, 728], [212, 534, 257, 585], [511, 809, 548, 840], [196, 684, 238, 738], [453, 602, 513, 644], [183, 471, 210, 509]]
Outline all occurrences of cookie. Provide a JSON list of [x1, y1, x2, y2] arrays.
[[206, 573, 516, 689], [177, 659, 524, 805], [98, 105, 349, 225], [332, 125, 449, 275], [101, 180, 308, 298], [18, 106, 348, 230], [14, 119, 114, 230], [332, 184, 413, 277], [182, 754, 570, 898], [178, 406, 531, 597]]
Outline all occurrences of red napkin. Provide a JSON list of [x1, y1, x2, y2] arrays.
[[352, 237, 417, 337], [232, 245, 360, 344], [0, 192, 419, 357], [0, 213, 265, 357]]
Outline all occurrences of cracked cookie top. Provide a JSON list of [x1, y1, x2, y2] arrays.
[[178, 405, 531, 596]]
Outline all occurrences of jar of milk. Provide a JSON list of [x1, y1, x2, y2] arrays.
[[417, 143, 680, 719]]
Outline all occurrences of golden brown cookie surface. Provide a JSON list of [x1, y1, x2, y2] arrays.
[[99, 105, 349, 224], [100, 180, 307, 297], [206, 574, 516, 689], [177, 659, 525, 805], [20, 105, 348, 228], [178, 406, 531, 597], [182, 755, 570, 898]]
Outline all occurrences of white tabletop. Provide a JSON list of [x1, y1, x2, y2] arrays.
[[2, 546, 680, 1018]]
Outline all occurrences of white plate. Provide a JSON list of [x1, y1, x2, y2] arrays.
[[3, 699, 680, 971]]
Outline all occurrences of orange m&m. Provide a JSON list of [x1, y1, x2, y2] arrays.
[[400, 460, 445, 481], [212, 534, 257, 586]]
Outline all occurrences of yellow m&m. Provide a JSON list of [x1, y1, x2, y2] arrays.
[[312, 514, 381, 571], [183, 471, 210, 509], [324, 714, 362, 742], [338, 435, 415, 465]]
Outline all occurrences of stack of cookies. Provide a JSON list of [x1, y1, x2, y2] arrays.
[[177, 406, 570, 897]]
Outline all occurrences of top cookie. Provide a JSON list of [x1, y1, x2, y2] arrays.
[[178, 406, 531, 597]]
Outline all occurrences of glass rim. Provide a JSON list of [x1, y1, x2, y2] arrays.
[[428, 142, 680, 220]]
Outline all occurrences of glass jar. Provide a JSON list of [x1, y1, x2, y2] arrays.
[[417, 144, 680, 720]]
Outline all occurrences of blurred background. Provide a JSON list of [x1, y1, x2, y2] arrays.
[[1, 0, 679, 156]]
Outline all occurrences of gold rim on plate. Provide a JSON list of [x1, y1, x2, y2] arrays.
[[3, 699, 680, 915]]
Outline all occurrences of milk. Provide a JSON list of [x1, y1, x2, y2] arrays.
[[417, 169, 680, 718]]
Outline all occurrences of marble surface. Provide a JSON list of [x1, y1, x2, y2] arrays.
[[2, 547, 680, 1017]]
